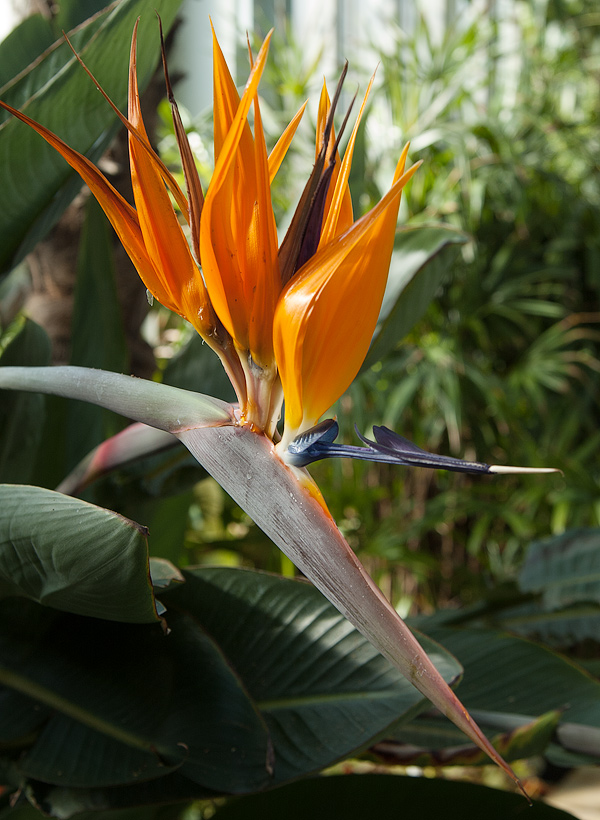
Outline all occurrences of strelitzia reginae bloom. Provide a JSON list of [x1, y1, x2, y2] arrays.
[[0, 18, 557, 798]]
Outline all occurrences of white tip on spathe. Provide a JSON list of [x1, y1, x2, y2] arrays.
[[488, 465, 563, 476]]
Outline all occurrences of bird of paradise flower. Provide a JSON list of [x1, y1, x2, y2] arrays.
[[0, 18, 557, 798]]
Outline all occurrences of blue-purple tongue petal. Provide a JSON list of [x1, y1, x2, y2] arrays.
[[286, 421, 558, 476], [286, 420, 490, 473]]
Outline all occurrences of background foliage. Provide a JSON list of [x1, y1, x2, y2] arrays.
[[0, 0, 598, 817]]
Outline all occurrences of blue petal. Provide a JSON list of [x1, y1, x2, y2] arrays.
[[287, 420, 491, 475]]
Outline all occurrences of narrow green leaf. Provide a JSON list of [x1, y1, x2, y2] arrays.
[[56, 424, 178, 496], [372, 709, 562, 767], [71, 198, 128, 375], [0, 484, 158, 622], [0, 366, 234, 432], [0, 318, 51, 483], [363, 225, 466, 369]]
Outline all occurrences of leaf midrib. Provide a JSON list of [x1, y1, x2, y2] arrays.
[[258, 687, 416, 711], [0, 664, 178, 757]]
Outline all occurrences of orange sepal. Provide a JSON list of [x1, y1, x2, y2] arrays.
[[0, 97, 187, 316], [268, 102, 307, 183], [63, 28, 189, 220], [315, 80, 353, 235], [211, 22, 255, 172], [319, 73, 375, 247], [274, 149, 420, 441], [158, 16, 204, 262], [127, 21, 210, 336], [199, 31, 274, 358], [246, 90, 280, 364]]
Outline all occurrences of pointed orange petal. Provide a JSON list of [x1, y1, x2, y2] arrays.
[[127, 22, 210, 335], [199, 31, 273, 354], [212, 25, 257, 264], [211, 22, 254, 168], [0, 98, 187, 316], [159, 16, 203, 261], [314, 78, 353, 243], [63, 29, 189, 220], [315, 80, 330, 158], [274, 154, 420, 442], [246, 90, 280, 363], [268, 101, 307, 184], [319, 73, 376, 247]]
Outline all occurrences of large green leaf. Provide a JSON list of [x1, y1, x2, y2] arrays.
[[0, 1, 122, 96], [0, 15, 56, 90], [0, 567, 461, 807], [0, 599, 270, 792], [387, 624, 600, 764], [161, 567, 462, 785], [0, 0, 184, 275], [0, 484, 158, 622], [212, 774, 577, 820], [0, 319, 51, 483], [519, 528, 600, 609], [53, 0, 121, 34], [495, 529, 600, 646], [16, 776, 201, 818], [362, 224, 466, 368], [501, 600, 600, 647]]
